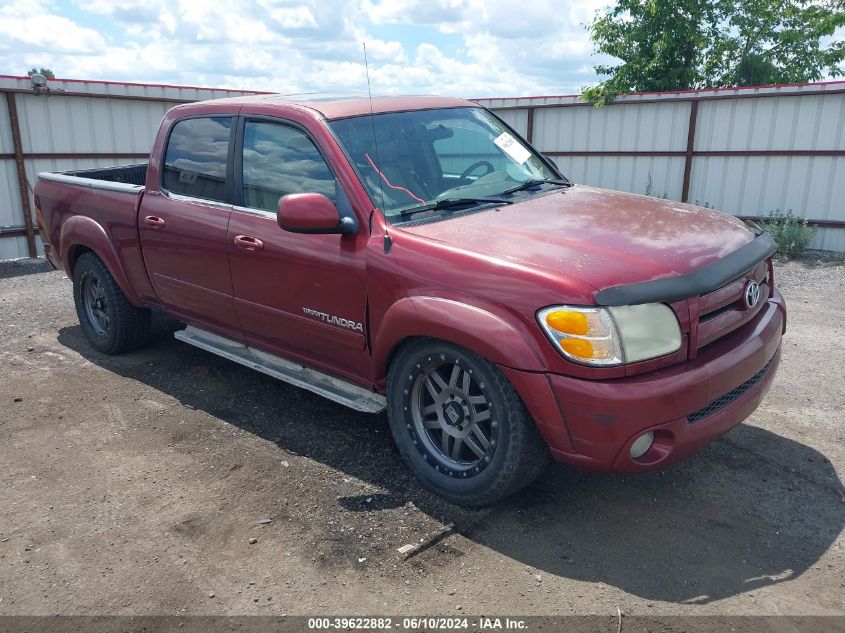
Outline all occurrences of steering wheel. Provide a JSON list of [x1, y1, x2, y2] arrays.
[[459, 160, 495, 184]]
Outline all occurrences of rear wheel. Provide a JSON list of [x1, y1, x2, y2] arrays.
[[72, 252, 151, 355], [387, 340, 549, 506]]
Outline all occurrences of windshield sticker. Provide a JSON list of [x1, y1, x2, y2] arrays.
[[493, 132, 531, 165]]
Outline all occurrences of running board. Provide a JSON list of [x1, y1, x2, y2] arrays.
[[174, 326, 386, 413]]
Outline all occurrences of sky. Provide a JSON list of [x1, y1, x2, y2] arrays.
[[0, 0, 614, 97]]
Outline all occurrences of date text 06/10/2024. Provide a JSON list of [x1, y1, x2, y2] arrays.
[[307, 617, 528, 630]]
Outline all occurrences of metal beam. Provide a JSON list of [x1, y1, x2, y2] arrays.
[[681, 100, 699, 202], [483, 86, 845, 110], [0, 86, 193, 105], [525, 107, 535, 144], [23, 152, 149, 160], [5, 92, 37, 258], [694, 149, 845, 157], [544, 150, 686, 157], [1, 216, 841, 238], [1, 152, 148, 160], [737, 217, 845, 230], [0, 227, 40, 238], [541, 149, 845, 158]]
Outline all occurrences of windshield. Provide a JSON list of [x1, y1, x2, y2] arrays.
[[329, 107, 565, 220]]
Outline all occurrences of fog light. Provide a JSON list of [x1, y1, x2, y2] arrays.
[[630, 431, 654, 459]]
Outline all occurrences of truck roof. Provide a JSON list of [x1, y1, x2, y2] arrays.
[[174, 94, 477, 120]]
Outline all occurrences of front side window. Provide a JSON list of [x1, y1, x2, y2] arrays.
[[242, 121, 336, 212], [162, 116, 232, 202], [329, 107, 563, 221]]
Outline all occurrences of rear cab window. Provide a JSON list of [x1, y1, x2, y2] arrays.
[[162, 116, 233, 202]]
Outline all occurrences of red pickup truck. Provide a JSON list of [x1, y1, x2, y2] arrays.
[[34, 94, 786, 505]]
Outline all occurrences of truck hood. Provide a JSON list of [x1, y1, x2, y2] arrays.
[[397, 185, 755, 292]]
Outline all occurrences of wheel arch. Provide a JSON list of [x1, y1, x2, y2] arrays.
[[372, 296, 547, 388], [67, 244, 94, 271], [60, 215, 143, 306]]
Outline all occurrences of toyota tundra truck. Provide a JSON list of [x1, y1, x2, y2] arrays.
[[34, 94, 786, 506]]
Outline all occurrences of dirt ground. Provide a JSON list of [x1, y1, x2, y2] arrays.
[[0, 257, 843, 618]]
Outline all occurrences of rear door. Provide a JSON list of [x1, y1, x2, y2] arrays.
[[139, 115, 240, 337], [227, 116, 369, 383]]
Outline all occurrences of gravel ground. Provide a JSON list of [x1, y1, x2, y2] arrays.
[[0, 257, 843, 618]]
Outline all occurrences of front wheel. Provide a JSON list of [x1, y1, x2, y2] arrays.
[[72, 252, 151, 355], [387, 340, 549, 506]]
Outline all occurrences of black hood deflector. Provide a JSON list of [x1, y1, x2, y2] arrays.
[[594, 232, 777, 306]]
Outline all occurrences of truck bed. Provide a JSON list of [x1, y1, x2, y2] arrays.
[[35, 163, 151, 280], [39, 163, 148, 191]]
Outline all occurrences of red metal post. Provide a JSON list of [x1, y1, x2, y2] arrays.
[[5, 92, 37, 258], [681, 100, 699, 203], [526, 107, 535, 144]]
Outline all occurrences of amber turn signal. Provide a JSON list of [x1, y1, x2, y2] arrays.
[[561, 338, 593, 358], [545, 310, 589, 336]]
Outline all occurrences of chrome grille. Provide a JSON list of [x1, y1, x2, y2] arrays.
[[696, 260, 769, 349]]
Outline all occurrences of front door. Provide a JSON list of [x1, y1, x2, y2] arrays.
[[227, 117, 369, 384], [139, 115, 239, 337]]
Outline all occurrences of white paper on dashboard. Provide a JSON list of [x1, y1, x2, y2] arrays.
[[493, 132, 531, 165]]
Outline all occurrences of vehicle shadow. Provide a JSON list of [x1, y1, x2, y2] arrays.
[[0, 258, 53, 280], [58, 320, 845, 605]]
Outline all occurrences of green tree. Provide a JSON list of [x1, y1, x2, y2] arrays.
[[582, 0, 845, 103], [732, 53, 779, 86], [27, 67, 55, 79]]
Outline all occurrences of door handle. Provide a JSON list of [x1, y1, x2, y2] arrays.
[[234, 234, 264, 251], [144, 215, 166, 229]]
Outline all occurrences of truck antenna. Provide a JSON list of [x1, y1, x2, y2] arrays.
[[363, 42, 386, 215]]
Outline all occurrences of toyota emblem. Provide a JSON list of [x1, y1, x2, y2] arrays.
[[744, 280, 761, 309]]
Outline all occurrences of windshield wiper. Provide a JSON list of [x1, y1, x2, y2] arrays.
[[502, 179, 571, 195], [397, 196, 512, 219]]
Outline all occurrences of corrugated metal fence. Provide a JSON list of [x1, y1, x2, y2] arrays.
[[1, 76, 844, 259], [0, 75, 265, 260], [478, 81, 845, 252]]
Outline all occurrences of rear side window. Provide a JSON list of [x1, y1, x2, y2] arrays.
[[242, 121, 336, 212], [162, 117, 232, 202]]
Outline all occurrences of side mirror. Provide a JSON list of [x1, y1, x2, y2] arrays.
[[277, 192, 356, 235]]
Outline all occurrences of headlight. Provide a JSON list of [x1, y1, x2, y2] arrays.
[[537, 303, 681, 366]]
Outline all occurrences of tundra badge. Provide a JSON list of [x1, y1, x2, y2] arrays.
[[303, 307, 364, 332]]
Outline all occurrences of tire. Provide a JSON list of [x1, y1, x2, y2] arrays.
[[72, 252, 151, 355], [387, 339, 549, 506]]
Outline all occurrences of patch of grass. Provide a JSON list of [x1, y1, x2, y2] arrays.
[[643, 173, 667, 199], [760, 209, 817, 259]]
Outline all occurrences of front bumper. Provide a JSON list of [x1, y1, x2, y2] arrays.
[[502, 290, 785, 472]]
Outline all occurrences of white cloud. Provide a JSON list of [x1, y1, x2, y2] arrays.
[[361, 0, 611, 92], [363, 0, 466, 26], [1, 0, 51, 18], [0, 4, 107, 55], [74, 1, 161, 23], [362, 38, 408, 64], [270, 6, 319, 29], [0, 0, 613, 96]]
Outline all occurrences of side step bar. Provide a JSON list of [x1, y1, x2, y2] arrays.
[[174, 326, 386, 413]]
